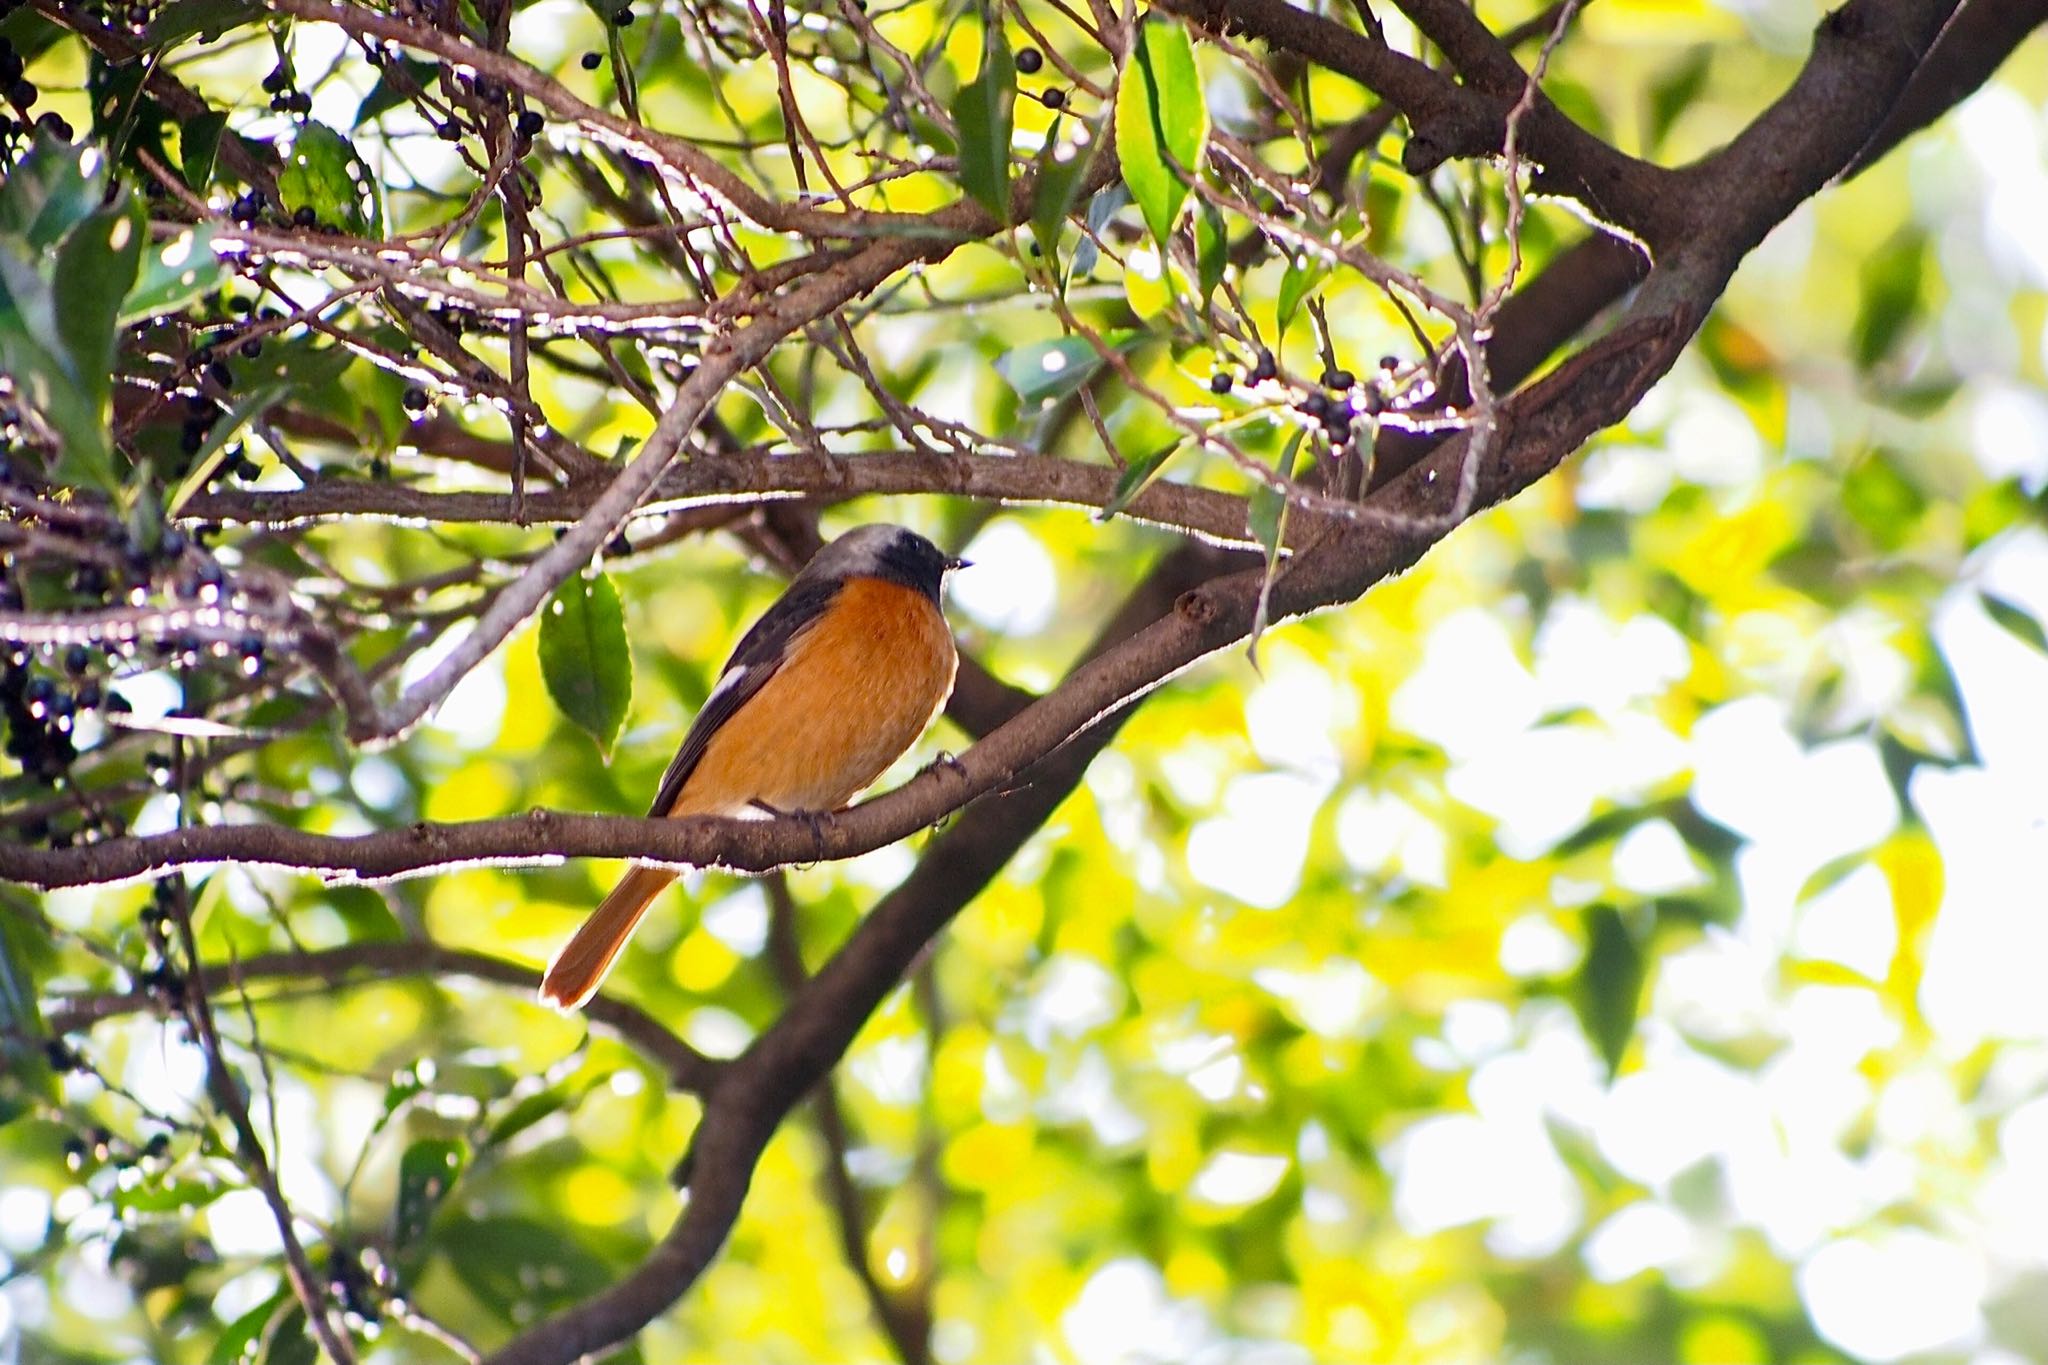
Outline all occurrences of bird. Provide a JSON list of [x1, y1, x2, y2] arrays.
[[538, 523, 966, 1011]]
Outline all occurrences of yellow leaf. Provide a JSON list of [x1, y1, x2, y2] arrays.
[[943, 1121, 1032, 1190]]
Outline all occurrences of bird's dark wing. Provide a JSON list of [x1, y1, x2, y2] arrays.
[[644, 575, 843, 817]]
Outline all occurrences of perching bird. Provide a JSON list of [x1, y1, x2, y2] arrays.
[[538, 524, 965, 1010]]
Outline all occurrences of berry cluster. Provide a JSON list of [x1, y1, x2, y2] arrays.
[[1014, 47, 1067, 109], [0, 636, 80, 784], [1209, 351, 1410, 451], [0, 34, 74, 143], [260, 64, 314, 116]]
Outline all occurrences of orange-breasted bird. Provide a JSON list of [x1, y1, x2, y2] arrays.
[[538, 524, 965, 1010]]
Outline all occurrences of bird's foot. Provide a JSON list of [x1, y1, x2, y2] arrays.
[[752, 798, 835, 862]]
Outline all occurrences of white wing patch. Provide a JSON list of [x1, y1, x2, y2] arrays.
[[704, 663, 755, 711]]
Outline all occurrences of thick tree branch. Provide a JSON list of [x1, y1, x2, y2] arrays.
[[1842, 0, 2048, 178], [1162, 0, 1678, 238], [1669, 0, 1963, 266]]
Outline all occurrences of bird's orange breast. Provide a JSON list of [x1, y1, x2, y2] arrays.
[[669, 576, 957, 817]]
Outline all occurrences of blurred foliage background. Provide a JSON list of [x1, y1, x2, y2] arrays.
[[3, 0, 2047, 1361]]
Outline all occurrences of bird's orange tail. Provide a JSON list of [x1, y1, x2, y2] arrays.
[[539, 864, 677, 1011]]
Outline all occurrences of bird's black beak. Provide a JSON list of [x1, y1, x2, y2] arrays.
[[946, 556, 972, 573]]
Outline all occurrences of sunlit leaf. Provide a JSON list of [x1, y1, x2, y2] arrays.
[[122, 223, 228, 325], [1115, 18, 1207, 248]]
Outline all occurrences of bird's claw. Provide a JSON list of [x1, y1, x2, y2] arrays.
[[750, 798, 835, 863]]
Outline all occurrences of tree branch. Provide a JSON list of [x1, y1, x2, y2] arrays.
[[1841, 0, 2048, 178], [1163, 0, 1678, 237], [44, 942, 725, 1094], [179, 449, 1272, 549]]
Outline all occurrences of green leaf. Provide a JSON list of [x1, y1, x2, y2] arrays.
[[264, 1306, 319, 1365], [1099, 436, 1187, 521], [994, 330, 1139, 405], [354, 58, 441, 128], [540, 571, 634, 757], [88, 55, 158, 169], [1840, 450, 1926, 553], [1194, 197, 1228, 307], [1851, 228, 1925, 372], [179, 111, 228, 190], [485, 1068, 614, 1149], [1277, 252, 1329, 338], [208, 1290, 290, 1365], [0, 911, 56, 1115], [54, 199, 145, 432], [442, 1216, 617, 1318], [1247, 427, 1301, 565], [166, 380, 286, 516], [1795, 848, 1870, 907], [1, 193, 147, 495], [1068, 184, 1129, 281], [953, 31, 1015, 220], [1573, 905, 1648, 1081], [166, 337, 355, 512], [1029, 114, 1097, 263], [115, 1174, 229, 1214], [1245, 427, 1302, 667], [123, 223, 228, 326], [279, 123, 381, 237], [144, 0, 260, 45], [0, 252, 111, 486], [1981, 592, 2048, 656], [1114, 17, 1207, 248], [0, 130, 105, 248], [392, 1136, 466, 1253], [1646, 47, 1711, 154]]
